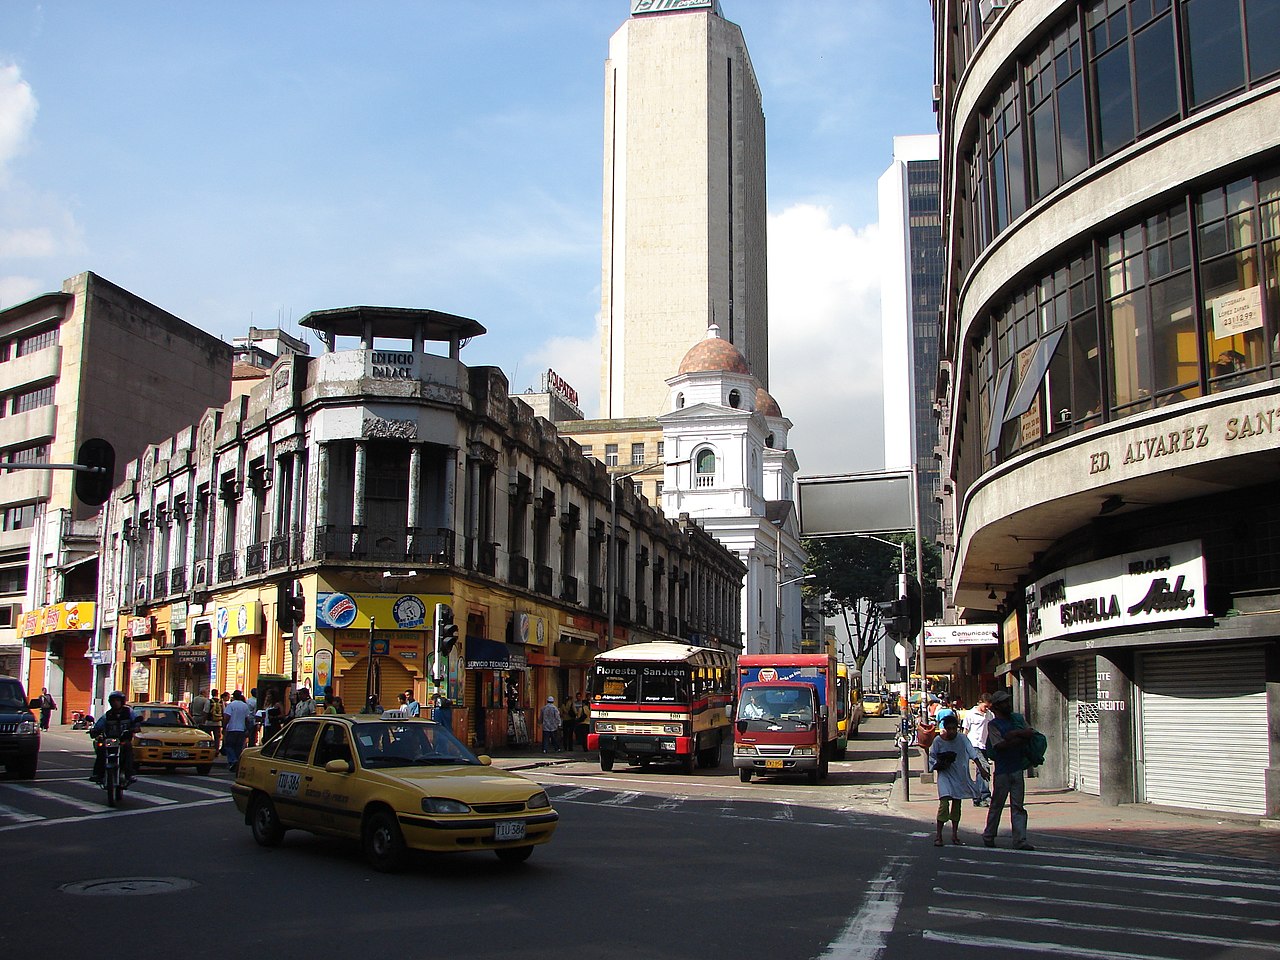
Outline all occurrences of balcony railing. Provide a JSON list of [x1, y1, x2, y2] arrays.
[[535, 564, 553, 595], [614, 595, 630, 622], [152, 571, 168, 598], [269, 534, 292, 568], [561, 575, 578, 604], [315, 526, 455, 564], [216, 552, 236, 582], [169, 566, 186, 595], [508, 555, 529, 588], [245, 542, 267, 575], [589, 585, 604, 613]]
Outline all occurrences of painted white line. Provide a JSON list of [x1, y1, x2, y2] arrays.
[[0, 801, 44, 823], [656, 794, 688, 811], [942, 846, 1280, 878], [555, 787, 595, 801], [934, 873, 1280, 911], [924, 929, 1197, 960], [11, 786, 106, 813], [932, 886, 1280, 926], [773, 802, 794, 821], [819, 856, 910, 960], [151, 781, 229, 799], [930, 906, 1280, 954], [0, 796, 231, 834], [940, 860, 1280, 893], [61, 779, 175, 805], [599, 791, 641, 806]]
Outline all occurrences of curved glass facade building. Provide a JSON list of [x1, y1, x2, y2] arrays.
[[933, 0, 1280, 815]]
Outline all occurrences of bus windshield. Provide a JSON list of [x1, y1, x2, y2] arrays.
[[594, 663, 690, 704]]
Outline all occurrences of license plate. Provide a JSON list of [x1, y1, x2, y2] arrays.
[[494, 820, 526, 841], [764, 759, 784, 769], [170, 750, 190, 759]]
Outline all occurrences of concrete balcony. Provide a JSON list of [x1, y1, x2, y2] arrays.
[[0, 405, 56, 451], [0, 346, 61, 394]]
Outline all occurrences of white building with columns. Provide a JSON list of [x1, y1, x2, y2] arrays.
[[659, 325, 805, 655]]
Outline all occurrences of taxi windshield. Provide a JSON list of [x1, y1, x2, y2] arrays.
[[135, 708, 192, 727], [351, 721, 480, 768]]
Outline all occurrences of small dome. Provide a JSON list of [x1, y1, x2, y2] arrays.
[[677, 323, 751, 376], [755, 387, 782, 418]]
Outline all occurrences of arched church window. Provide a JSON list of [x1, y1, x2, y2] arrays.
[[696, 449, 716, 487], [766, 433, 775, 449], [676, 392, 685, 409], [728, 389, 741, 408]]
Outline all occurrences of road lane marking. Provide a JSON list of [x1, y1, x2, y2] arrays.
[[934, 872, 1280, 911], [819, 856, 910, 960], [940, 861, 1280, 894], [0, 801, 44, 823], [656, 794, 688, 811], [10, 786, 105, 813], [0, 796, 230, 833], [599, 791, 641, 806], [61, 779, 176, 805], [932, 886, 1280, 926], [556, 787, 596, 801], [924, 929, 1217, 960], [772, 802, 794, 821], [930, 905, 1280, 954]]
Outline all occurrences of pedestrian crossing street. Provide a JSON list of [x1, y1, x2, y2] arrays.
[[908, 846, 1280, 959], [0, 773, 231, 830]]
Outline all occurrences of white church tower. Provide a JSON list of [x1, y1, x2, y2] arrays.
[[659, 325, 807, 655]]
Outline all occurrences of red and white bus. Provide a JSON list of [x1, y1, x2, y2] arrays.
[[588, 642, 734, 773]]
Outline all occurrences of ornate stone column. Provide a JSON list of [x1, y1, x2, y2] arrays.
[[352, 440, 367, 553]]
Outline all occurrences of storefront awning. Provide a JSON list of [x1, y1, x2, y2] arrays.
[[465, 637, 528, 671]]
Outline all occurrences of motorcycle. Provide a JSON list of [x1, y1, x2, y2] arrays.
[[71, 710, 94, 730], [92, 732, 135, 807]]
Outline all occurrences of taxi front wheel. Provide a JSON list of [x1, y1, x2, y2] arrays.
[[249, 795, 285, 847], [495, 845, 533, 864], [363, 810, 407, 872]]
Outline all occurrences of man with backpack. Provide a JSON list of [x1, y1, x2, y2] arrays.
[[982, 688, 1041, 851]]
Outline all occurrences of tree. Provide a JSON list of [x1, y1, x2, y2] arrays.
[[802, 533, 943, 674]]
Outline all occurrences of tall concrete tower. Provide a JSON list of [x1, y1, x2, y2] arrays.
[[600, 0, 769, 420]]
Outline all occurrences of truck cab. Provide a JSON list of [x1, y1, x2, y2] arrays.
[[734, 654, 838, 784]]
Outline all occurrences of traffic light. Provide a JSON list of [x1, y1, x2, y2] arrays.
[[903, 575, 923, 641], [433, 602, 459, 681], [74, 438, 115, 507], [877, 598, 910, 639], [276, 581, 306, 632]]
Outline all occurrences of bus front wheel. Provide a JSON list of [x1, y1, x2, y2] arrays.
[[739, 767, 752, 783], [599, 750, 615, 772]]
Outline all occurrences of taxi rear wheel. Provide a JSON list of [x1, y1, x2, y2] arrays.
[[495, 845, 533, 864], [363, 810, 407, 872], [249, 795, 285, 847]]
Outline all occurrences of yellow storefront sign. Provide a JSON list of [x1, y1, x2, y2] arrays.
[[17, 601, 96, 639], [314, 592, 449, 631], [215, 601, 263, 639]]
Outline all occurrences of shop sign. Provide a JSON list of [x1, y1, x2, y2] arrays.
[[632, 0, 713, 13], [126, 616, 154, 638], [510, 612, 548, 645], [132, 639, 155, 656], [174, 647, 209, 666], [1211, 285, 1264, 338], [130, 662, 149, 693], [314, 649, 333, 691], [923, 624, 999, 647], [16, 601, 96, 639], [91, 649, 114, 666], [1025, 540, 1206, 645], [170, 600, 189, 625], [215, 602, 262, 639], [315, 592, 449, 630]]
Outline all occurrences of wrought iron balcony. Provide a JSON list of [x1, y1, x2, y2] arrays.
[[589, 585, 604, 613], [315, 526, 455, 564], [561, 575, 578, 603], [535, 564, 553, 595], [169, 566, 186, 594], [216, 552, 236, 582], [245, 542, 267, 575], [508, 555, 529, 588], [152, 571, 168, 598], [269, 534, 292, 568]]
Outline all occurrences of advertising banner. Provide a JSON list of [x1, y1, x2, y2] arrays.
[[215, 602, 262, 639], [923, 624, 999, 647], [315, 592, 449, 630], [17, 601, 96, 639]]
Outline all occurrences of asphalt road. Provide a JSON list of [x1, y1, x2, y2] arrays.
[[4, 719, 1277, 959]]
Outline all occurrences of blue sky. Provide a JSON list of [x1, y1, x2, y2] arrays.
[[0, 1, 937, 475]]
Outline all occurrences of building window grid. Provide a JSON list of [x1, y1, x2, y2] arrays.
[[605, 444, 619, 467], [631, 442, 645, 465]]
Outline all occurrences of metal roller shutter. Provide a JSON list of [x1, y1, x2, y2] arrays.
[[1067, 656, 1100, 796], [338, 657, 415, 713], [1140, 645, 1267, 815]]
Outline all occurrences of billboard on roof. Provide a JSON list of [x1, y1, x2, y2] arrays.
[[796, 470, 916, 538]]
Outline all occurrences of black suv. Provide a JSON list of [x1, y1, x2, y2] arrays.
[[0, 675, 39, 779]]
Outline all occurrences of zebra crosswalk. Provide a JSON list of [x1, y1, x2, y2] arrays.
[[0, 773, 233, 830]]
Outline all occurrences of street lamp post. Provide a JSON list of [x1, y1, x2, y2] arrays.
[[607, 462, 661, 651]]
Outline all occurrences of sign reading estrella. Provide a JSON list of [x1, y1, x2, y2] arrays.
[[316, 593, 448, 630], [215, 601, 262, 639]]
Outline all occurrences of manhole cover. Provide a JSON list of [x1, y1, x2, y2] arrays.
[[60, 877, 198, 897]]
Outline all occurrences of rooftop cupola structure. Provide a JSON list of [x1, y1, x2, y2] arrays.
[[300, 305, 486, 361]]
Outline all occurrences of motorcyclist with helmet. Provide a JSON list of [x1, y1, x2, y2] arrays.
[[89, 691, 139, 785]]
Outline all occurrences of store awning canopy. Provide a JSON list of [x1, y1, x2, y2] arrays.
[[465, 637, 527, 671]]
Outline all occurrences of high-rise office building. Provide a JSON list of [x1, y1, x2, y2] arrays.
[[600, 0, 769, 419], [878, 134, 943, 543]]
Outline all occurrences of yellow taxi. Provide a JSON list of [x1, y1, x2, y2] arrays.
[[130, 703, 218, 774], [231, 714, 558, 871], [861, 694, 886, 718]]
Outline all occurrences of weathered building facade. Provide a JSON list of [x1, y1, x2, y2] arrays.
[[97, 307, 744, 749]]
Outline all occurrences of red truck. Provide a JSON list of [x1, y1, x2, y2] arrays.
[[733, 654, 839, 784]]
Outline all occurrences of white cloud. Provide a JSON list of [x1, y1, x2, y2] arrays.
[[0, 275, 43, 309], [0, 64, 37, 178], [516, 325, 602, 421], [766, 203, 884, 476]]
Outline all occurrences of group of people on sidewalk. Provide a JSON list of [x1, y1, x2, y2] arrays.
[[927, 689, 1039, 850], [539, 693, 589, 753], [188, 685, 340, 773]]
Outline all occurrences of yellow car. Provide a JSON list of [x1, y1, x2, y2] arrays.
[[861, 694, 886, 718], [130, 703, 218, 774], [231, 715, 558, 871]]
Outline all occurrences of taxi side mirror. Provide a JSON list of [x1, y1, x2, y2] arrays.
[[476, 755, 493, 766], [324, 759, 351, 774]]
